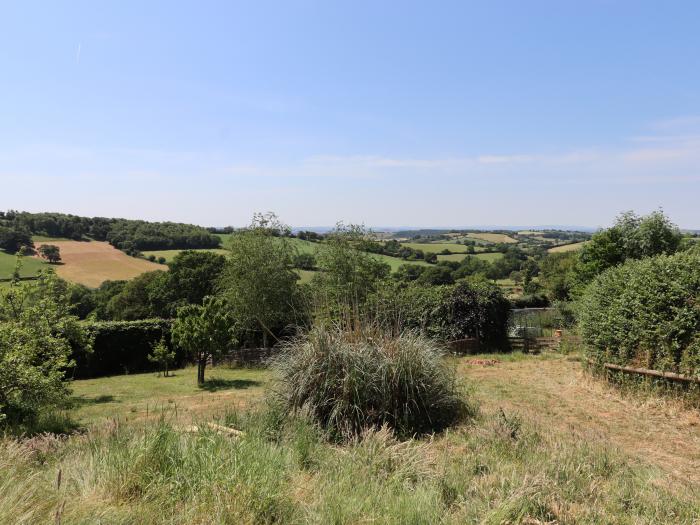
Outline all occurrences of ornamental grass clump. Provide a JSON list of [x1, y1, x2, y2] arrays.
[[271, 325, 470, 440]]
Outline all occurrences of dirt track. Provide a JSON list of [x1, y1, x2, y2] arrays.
[[461, 356, 700, 486]]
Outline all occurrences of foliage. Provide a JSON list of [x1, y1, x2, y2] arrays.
[[1, 210, 220, 251], [271, 324, 469, 439], [72, 319, 178, 378], [219, 213, 302, 347], [104, 271, 169, 320], [38, 244, 61, 263], [579, 249, 700, 374], [571, 210, 682, 295], [172, 296, 237, 384], [539, 252, 577, 301], [148, 337, 176, 377], [372, 280, 511, 348], [0, 225, 34, 253], [312, 223, 390, 315], [0, 271, 89, 425]]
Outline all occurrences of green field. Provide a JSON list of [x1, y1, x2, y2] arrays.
[[436, 252, 504, 263], [0, 251, 47, 279], [400, 242, 470, 254], [141, 248, 229, 263]]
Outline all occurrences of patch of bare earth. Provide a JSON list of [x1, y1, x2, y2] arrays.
[[34, 240, 165, 287], [460, 356, 700, 486]]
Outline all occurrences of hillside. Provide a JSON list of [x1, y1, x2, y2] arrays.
[[33, 240, 165, 288]]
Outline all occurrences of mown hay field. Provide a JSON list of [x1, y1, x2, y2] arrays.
[[548, 241, 587, 253], [33, 240, 165, 288], [466, 232, 517, 244]]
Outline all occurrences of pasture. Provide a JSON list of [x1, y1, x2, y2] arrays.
[[548, 241, 587, 253], [33, 240, 164, 288], [0, 251, 46, 279], [400, 242, 471, 254], [466, 232, 517, 244], [142, 248, 229, 264]]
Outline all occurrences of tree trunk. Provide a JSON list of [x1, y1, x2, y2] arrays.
[[197, 357, 206, 384]]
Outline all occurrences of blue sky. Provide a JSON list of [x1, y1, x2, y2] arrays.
[[2, 1, 699, 228]]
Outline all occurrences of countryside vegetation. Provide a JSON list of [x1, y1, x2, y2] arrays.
[[1, 208, 700, 524]]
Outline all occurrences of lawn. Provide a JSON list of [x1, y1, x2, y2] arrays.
[[0, 251, 47, 279], [548, 241, 587, 253], [69, 366, 270, 425]]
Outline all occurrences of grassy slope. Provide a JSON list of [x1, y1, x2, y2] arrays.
[[400, 242, 471, 254], [466, 232, 517, 243], [141, 248, 229, 263], [437, 252, 504, 263], [0, 251, 47, 279], [3, 354, 698, 523], [548, 241, 587, 253]]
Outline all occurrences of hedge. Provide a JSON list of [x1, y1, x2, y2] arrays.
[[373, 280, 511, 349], [70, 319, 185, 378], [579, 249, 700, 375]]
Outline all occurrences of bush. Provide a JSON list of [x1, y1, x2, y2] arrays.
[[372, 280, 511, 349], [579, 249, 700, 374], [71, 319, 183, 378], [271, 325, 470, 440]]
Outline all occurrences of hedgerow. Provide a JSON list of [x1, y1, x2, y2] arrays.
[[579, 248, 700, 374]]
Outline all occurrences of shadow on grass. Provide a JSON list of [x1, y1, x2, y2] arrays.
[[68, 394, 116, 408], [199, 378, 261, 392]]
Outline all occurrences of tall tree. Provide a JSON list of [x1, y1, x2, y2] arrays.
[[219, 213, 301, 347]]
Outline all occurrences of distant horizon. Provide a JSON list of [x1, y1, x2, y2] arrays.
[[8, 206, 700, 233]]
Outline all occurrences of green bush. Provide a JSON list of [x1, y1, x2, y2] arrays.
[[271, 325, 470, 440], [372, 280, 511, 349], [72, 319, 183, 378], [579, 249, 700, 374]]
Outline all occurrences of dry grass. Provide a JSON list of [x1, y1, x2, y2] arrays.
[[466, 232, 518, 244], [548, 241, 588, 253], [460, 354, 700, 485], [33, 240, 165, 287]]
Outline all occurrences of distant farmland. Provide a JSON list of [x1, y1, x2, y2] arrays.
[[437, 252, 504, 263], [548, 241, 587, 253], [400, 242, 471, 254], [466, 233, 517, 244], [33, 240, 165, 288], [141, 248, 229, 264]]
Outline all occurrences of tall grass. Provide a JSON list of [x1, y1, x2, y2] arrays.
[[1, 409, 698, 524], [270, 324, 471, 439]]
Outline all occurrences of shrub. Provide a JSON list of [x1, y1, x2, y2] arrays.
[[371, 280, 511, 349], [0, 272, 89, 425], [579, 249, 700, 374], [271, 325, 470, 440], [71, 319, 182, 378]]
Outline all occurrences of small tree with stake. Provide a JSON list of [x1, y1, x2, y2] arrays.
[[148, 337, 176, 377], [171, 296, 236, 385]]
